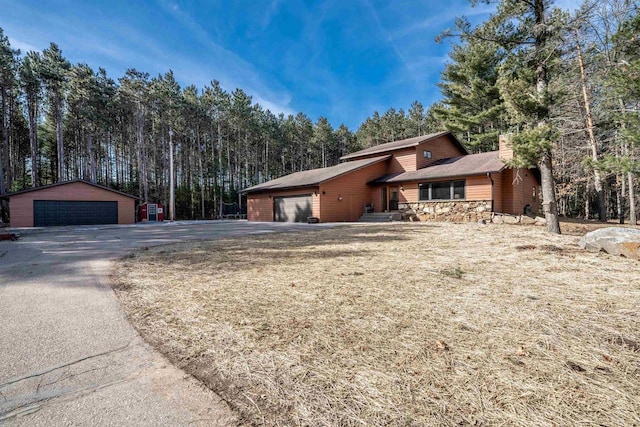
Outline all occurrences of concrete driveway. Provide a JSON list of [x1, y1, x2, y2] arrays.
[[0, 221, 333, 426]]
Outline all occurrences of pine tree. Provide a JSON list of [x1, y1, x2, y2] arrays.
[[19, 51, 41, 187], [312, 117, 335, 167], [0, 29, 19, 221], [40, 43, 70, 182], [434, 37, 505, 152], [608, 10, 640, 224], [408, 101, 427, 137], [452, 0, 566, 233]]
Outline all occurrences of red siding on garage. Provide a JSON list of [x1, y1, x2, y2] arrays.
[[319, 160, 389, 222], [247, 187, 320, 222], [8, 181, 135, 227]]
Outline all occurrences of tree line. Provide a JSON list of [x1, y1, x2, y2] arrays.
[[0, 33, 368, 221], [0, 0, 638, 230]]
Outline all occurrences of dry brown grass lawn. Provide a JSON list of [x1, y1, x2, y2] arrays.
[[112, 222, 640, 426]]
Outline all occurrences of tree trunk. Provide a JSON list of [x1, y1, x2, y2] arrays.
[[135, 105, 148, 202], [584, 182, 590, 220], [87, 132, 96, 183], [628, 171, 637, 225], [534, 0, 561, 234], [55, 94, 64, 182], [195, 127, 205, 219], [539, 153, 561, 233], [576, 32, 606, 221], [618, 175, 625, 224], [0, 88, 7, 222], [28, 94, 39, 187], [169, 127, 175, 221], [0, 88, 7, 193]]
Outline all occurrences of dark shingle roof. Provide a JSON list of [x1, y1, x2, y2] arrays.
[[0, 179, 138, 199], [371, 151, 506, 184], [242, 155, 391, 194], [340, 131, 467, 160]]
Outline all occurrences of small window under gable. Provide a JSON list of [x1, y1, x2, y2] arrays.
[[423, 150, 432, 159]]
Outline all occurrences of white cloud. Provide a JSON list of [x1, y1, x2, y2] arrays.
[[155, 0, 294, 116], [8, 37, 41, 54], [254, 94, 295, 117], [393, 2, 496, 39]]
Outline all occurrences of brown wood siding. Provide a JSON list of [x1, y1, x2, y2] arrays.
[[491, 172, 503, 212], [370, 187, 384, 212], [400, 185, 418, 203], [389, 148, 417, 173], [319, 161, 389, 222], [416, 135, 465, 169], [340, 149, 415, 173], [499, 168, 540, 215], [465, 175, 492, 200], [247, 193, 274, 222], [8, 182, 135, 227], [397, 175, 492, 203], [247, 187, 320, 222]]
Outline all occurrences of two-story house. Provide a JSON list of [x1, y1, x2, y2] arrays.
[[242, 131, 540, 223]]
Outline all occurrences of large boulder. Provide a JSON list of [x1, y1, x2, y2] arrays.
[[578, 227, 640, 260]]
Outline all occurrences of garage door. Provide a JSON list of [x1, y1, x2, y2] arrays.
[[274, 195, 312, 222], [33, 200, 118, 227]]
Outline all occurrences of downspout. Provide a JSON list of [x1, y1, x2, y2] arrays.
[[486, 172, 494, 212]]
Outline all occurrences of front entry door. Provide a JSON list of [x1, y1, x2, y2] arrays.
[[389, 187, 399, 211], [381, 187, 388, 212]]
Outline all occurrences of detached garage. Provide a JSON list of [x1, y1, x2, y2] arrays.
[[1, 180, 137, 228]]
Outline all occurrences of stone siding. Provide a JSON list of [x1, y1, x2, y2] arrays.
[[399, 200, 493, 223], [398, 201, 545, 225]]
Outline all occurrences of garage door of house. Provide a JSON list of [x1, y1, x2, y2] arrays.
[[273, 195, 312, 222], [33, 200, 118, 227]]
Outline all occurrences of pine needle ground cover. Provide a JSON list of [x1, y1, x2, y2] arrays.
[[112, 223, 640, 426]]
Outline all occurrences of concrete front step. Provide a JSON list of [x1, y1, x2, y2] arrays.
[[358, 212, 402, 222]]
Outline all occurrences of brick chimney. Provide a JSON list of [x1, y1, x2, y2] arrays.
[[498, 134, 513, 161]]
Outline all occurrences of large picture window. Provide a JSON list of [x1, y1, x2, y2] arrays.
[[419, 180, 465, 201]]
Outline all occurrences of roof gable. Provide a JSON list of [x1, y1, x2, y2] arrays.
[[340, 131, 467, 161], [242, 155, 391, 194], [370, 151, 507, 184], [1, 179, 138, 199]]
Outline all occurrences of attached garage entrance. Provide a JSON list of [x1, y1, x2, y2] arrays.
[[34, 200, 118, 227], [274, 195, 312, 222]]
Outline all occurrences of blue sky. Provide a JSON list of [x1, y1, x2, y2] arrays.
[[1, 0, 579, 130]]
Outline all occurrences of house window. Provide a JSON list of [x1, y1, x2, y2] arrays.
[[423, 150, 432, 159], [419, 180, 466, 200]]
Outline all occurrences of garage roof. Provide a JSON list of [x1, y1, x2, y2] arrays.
[[242, 155, 391, 194], [340, 131, 467, 161], [370, 151, 506, 184], [0, 179, 138, 199]]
